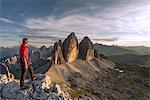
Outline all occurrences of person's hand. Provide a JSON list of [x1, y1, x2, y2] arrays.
[[24, 59, 28, 69], [25, 63, 28, 69]]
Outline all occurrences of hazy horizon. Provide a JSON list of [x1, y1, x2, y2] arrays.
[[0, 41, 150, 48], [0, 0, 150, 47]]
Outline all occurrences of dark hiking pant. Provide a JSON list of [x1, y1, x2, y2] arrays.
[[20, 64, 35, 87]]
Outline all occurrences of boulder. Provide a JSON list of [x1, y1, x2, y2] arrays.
[[0, 74, 9, 84], [48, 93, 61, 100], [52, 42, 65, 65], [10, 56, 17, 64], [32, 74, 51, 89], [49, 84, 62, 96], [78, 36, 95, 61], [47, 84, 72, 100], [30, 87, 48, 100], [0, 74, 14, 84], [63, 32, 79, 62], [1, 81, 25, 99]]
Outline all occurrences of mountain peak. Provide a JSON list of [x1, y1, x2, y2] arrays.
[[63, 32, 79, 62], [78, 36, 95, 61]]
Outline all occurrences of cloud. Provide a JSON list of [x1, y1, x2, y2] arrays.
[[0, 0, 150, 47], [0, 17, 14, 24], [0, 17, 30, 30], [92, 37, 119, 42], [24, 14, 119, 38], [19, 34, 65, 41], [24, 1, 150, 36], [21, 0, 150, 47]]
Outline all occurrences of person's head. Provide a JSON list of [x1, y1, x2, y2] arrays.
[[22, 38, 29, 45]]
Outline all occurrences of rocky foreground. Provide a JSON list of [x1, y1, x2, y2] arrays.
[[0, 74, 71, 100]]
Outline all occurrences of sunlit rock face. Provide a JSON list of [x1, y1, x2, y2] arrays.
[[63, 32, 79, 63], [0, 74, 14, 84], [52, 42, 65, 65], [10, 56, 17, 64], [78, 36, 95, 61]]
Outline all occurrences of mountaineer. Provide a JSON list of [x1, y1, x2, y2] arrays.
[[19, 38, 36, 90]]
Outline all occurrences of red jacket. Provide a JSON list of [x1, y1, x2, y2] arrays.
[[19, 44, 28, 65]]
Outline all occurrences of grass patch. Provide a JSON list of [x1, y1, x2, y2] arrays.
[[116, 64, 149, 78], [69, 87, 89, 98]]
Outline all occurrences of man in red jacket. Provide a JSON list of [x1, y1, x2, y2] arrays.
[[19, 38, 35, 90]]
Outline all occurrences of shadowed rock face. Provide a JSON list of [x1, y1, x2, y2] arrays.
[[63, 32, 79, 62], [52, 42, 65, 65], [94, 49, 101, 59], [58, 39, 63, 50], [78, 36, 95, 61]]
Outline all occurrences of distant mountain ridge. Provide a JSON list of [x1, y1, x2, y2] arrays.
[[94, 44, 139, 56], [95, 44, 150, 56], [122, 46, 150, 55], [1, 43, 149, 59], [0, 46, 38, 59], [109, 54, 150, 67]]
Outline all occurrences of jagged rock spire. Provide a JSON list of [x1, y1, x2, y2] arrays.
[[63, 32, 79, 62], [78, 36, 95, 61], [52, 41, 65, 65]]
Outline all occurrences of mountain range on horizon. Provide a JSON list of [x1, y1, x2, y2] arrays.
[[0, 42, 149, 59]]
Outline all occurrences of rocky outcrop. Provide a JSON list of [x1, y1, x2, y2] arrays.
[[58, 39, 63, 50], [94, 49, 101, 59], [0, 74, 71, 100], [32, 74, 51, 89], [52, 42, 65, 65], [63, 32, 79, 62], [39, 45, 47, 60], [78, 36, 95, 61], [51, 33, 110, 63], [0, 74, 14, 84]]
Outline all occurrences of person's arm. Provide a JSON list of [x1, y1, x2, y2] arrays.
[[23, 58, 28, 69], [23, 46, 28, 69]]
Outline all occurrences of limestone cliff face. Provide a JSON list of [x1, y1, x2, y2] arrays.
[[63, 32, 79, 63], [51, 33, 113, 63], [52, 42, 65, 65], [78, 36, 95, 61]]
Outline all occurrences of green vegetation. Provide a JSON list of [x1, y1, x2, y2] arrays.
[[116, 64, 149, 78], [109, 54, 150, 67], [70, 87, 89, 98]]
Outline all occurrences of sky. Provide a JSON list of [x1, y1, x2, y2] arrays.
[[0, 0, 150, 47]]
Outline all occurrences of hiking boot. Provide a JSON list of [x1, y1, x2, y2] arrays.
[[32, 76, 37, 81], [20, 84, 29, 90]]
